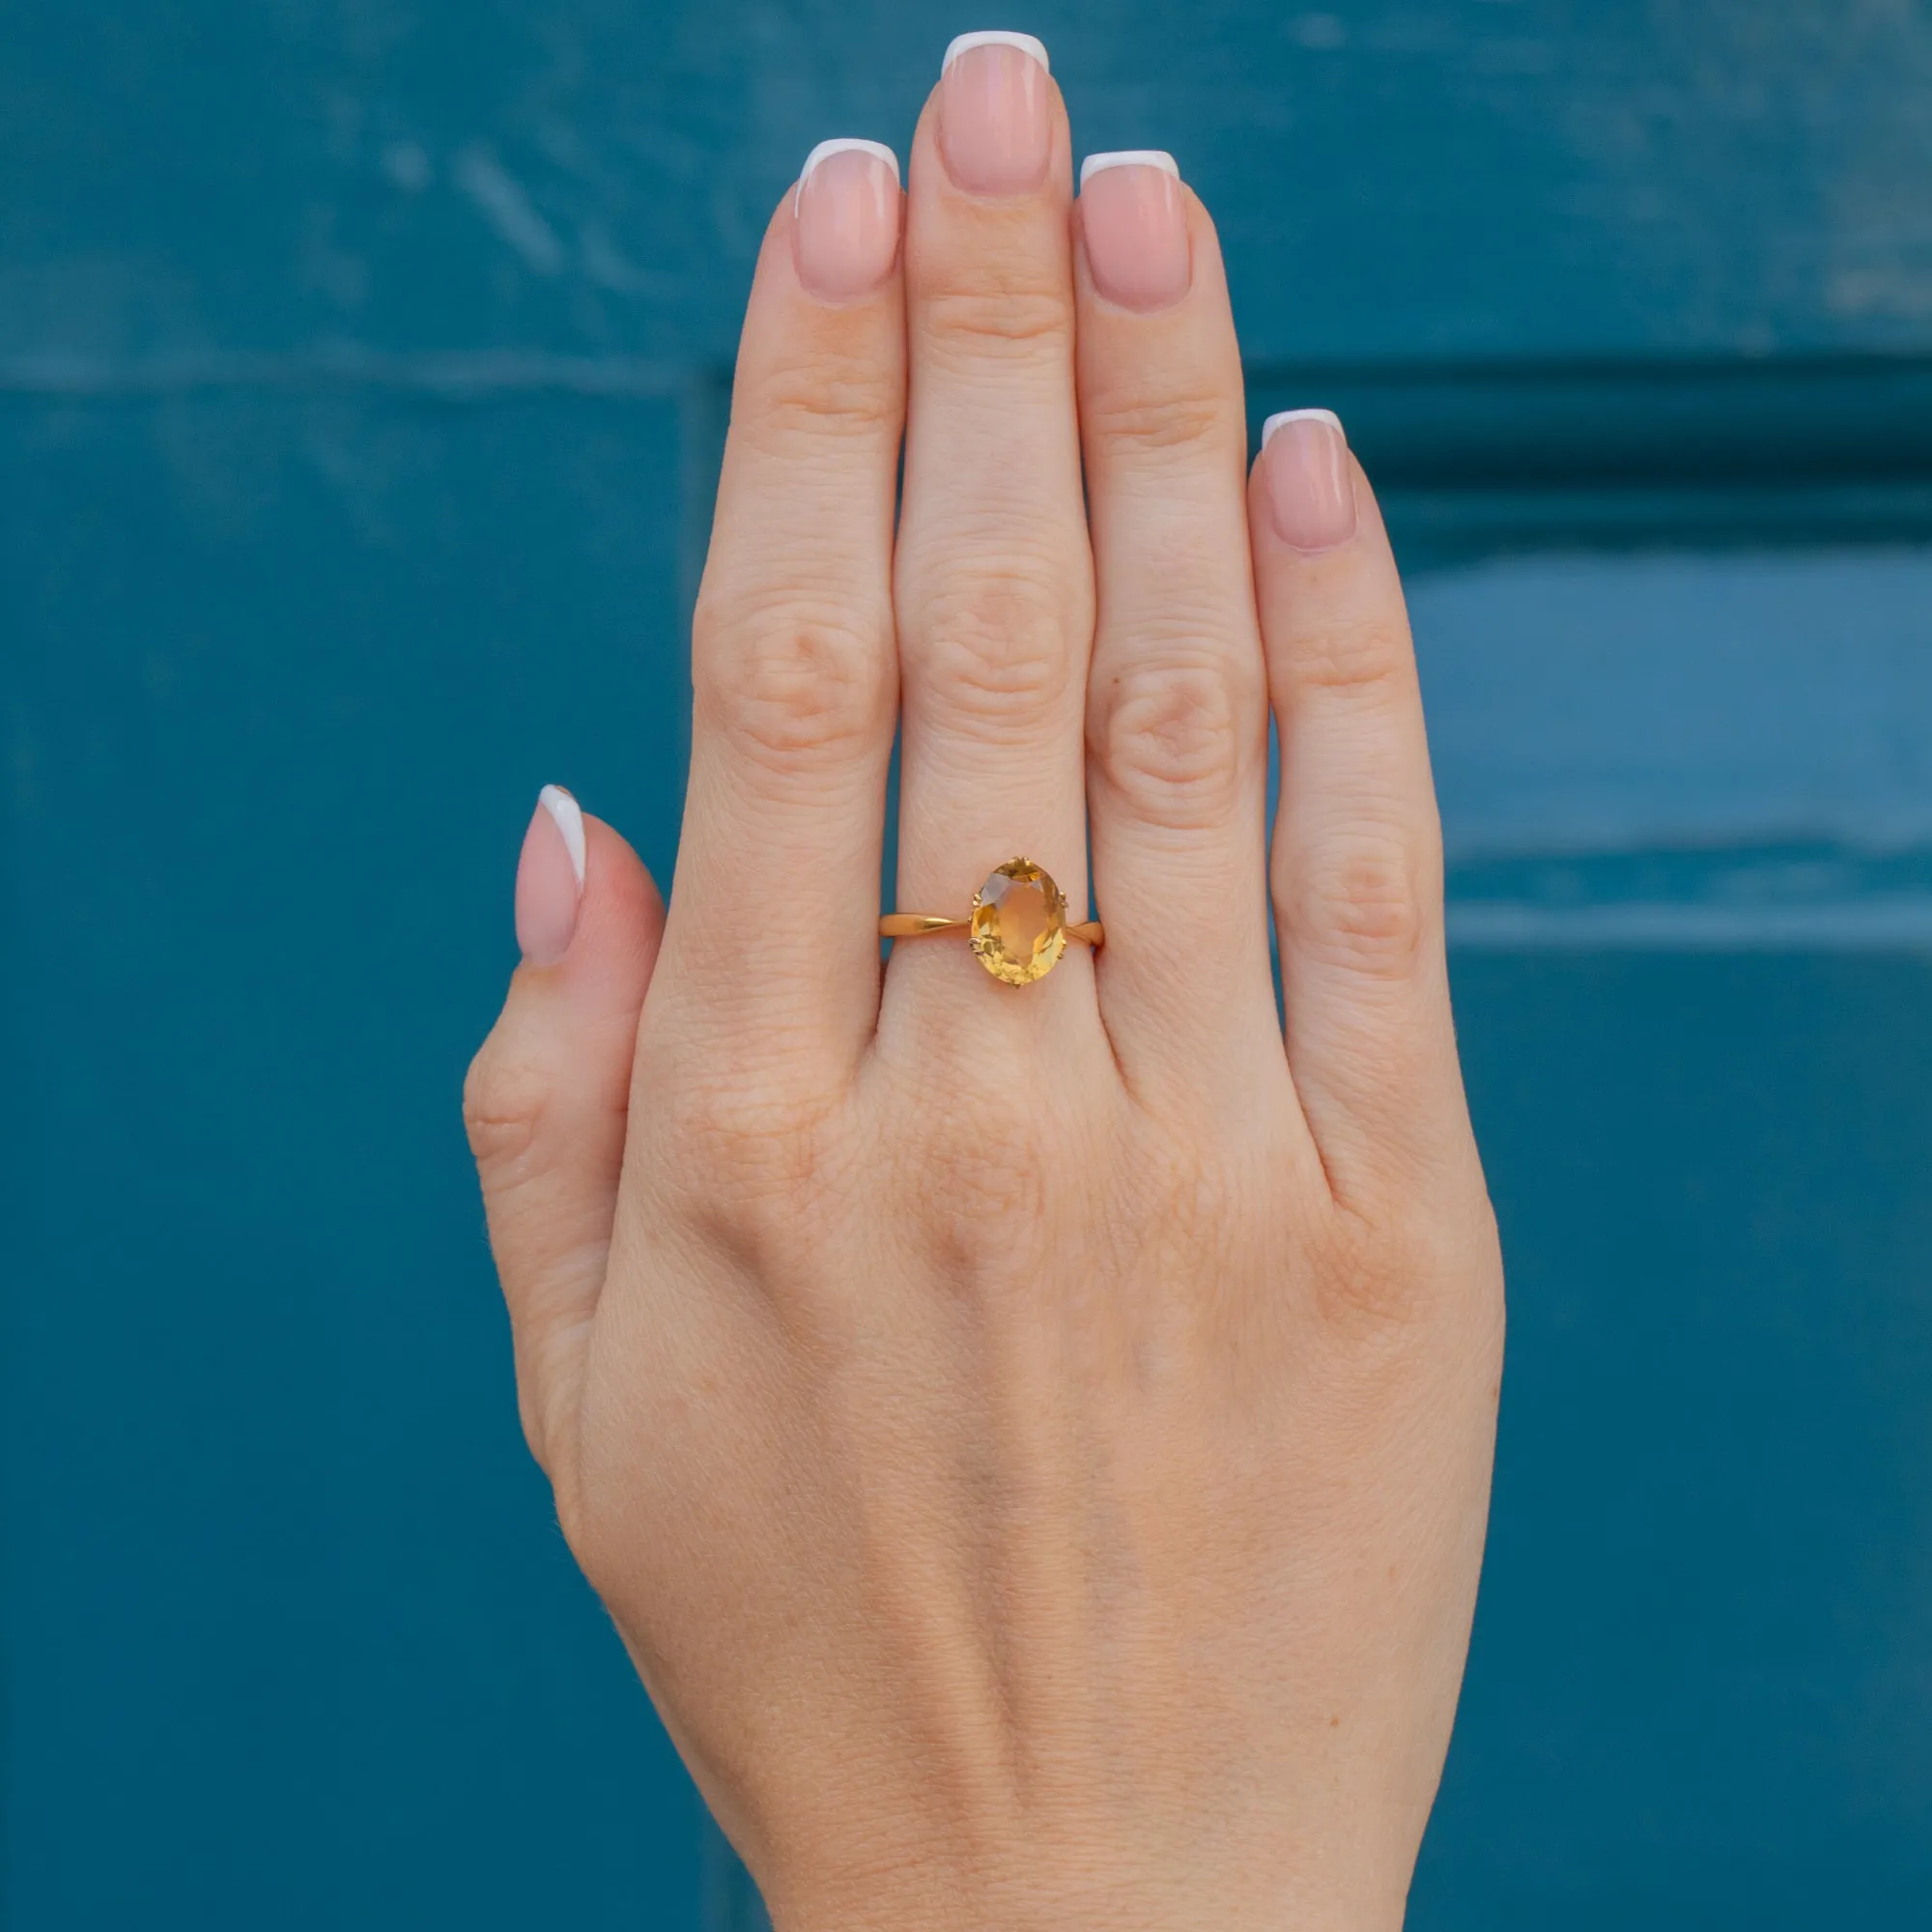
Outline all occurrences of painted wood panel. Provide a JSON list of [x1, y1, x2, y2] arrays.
[[5, 4, 1930, 1926]]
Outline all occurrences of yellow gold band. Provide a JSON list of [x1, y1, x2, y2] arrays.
[[879, 913, 1103, 944]]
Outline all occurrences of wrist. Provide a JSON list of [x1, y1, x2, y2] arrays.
[[763, 1850, 1407, 1932]]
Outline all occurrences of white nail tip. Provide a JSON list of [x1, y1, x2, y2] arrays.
[[538, 783, 586, 890], [943, 30, 1050, 74], [1079, 150, 1179, 189], [794, 138, 900, 215], [1262, 408, 1345, 445]]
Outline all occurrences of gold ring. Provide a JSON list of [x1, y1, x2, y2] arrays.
[[880, 857, 1102, 986]]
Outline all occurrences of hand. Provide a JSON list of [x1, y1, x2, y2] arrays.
[[466, 33, 1502, 1932]]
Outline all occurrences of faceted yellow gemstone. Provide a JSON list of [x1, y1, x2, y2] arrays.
[[970, 857, 1067, 985]]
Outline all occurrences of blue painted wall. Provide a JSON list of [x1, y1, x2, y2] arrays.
[[4, 5, 1930, 1925]]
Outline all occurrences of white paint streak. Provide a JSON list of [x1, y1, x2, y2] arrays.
[[452, 145, 565, 276], [384, 142, 432, 194], [1450, 898, 1932, 952]]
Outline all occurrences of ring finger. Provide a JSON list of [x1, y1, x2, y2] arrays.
[[885, 33, 1096, 1028], [1073, 155, 1281, 1094]]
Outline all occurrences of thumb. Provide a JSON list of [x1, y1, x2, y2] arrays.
[[464, 785, 664, 1478]]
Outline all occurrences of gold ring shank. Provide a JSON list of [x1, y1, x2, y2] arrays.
[[880, 913, 1103, 946]]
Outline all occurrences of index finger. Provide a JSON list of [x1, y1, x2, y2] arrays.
[[654, 140, 906, 1070]]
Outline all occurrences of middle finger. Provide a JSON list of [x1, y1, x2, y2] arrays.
[[888, 33, 1095, 1017]]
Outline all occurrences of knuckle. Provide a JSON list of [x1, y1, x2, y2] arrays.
[[1091, 652, 1262, 824], [1289, 613, 1413, 696], [1311, 1210, 1435, 1332], [1281, 831, 1434, 979], [1308, 1190, 1493, 1338], [912, 560, 1082, 728], [923, 286, 1071, 359], [743, 355, 900, 448], [1081, 380, 1241, 460], [692, 597, 893, 769], [665, 1072, 840, 1216], [1135, 1138, 1237, 1272], [463, 1038, 550, 1182], [652, 1065, 871, 1323], [895, 1104, 1053, 1281]]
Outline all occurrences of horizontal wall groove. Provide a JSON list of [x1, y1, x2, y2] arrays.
[[1248, 352, 1932, 491], [0, 349, 697, 399]]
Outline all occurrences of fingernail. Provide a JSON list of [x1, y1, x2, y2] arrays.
[[793, 138, 902, 302], [515, 784, 585, 967], [939, 31, 1052, 196], [1078, 152, 1189, 311], [1261, 410, 1357, 551]]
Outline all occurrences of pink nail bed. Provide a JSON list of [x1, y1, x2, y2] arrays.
[[1262, 411, 1357, 552], [515, 784, 585, 967], [939, 32, 1052, 196], [793, 139, 901, 302], [1079, 152, 1189, 312]]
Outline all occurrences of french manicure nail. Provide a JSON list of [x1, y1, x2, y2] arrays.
[[1261, 410, 1357, 551], [793, 138, 902, 302], [515, 783, 585, 967], [939, 31, 1052, 196], [1078, 151, 1189, 311]]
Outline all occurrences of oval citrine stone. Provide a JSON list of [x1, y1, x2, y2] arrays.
[[970, 858, 1067, 985]]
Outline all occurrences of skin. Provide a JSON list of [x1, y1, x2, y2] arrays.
[[466, 53, 1503, 1932]]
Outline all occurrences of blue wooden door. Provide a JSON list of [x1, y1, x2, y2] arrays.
[[5, 5, 1929, 1925]]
